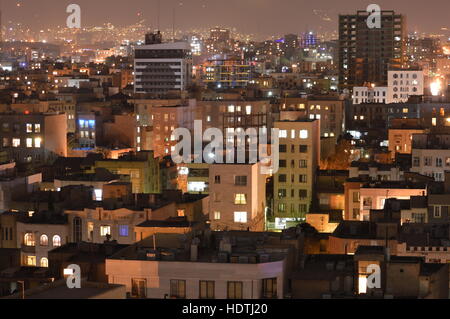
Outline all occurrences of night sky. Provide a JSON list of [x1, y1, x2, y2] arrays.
[[4, 0, 450, 37]]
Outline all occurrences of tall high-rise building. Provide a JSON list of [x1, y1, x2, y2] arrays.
[[338, 10, 406, 91], [134, 31, 192, 95]]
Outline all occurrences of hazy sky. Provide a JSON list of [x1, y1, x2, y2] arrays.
[[5, 0, 450, 37]]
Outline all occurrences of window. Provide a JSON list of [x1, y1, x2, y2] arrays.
[[73, 217, 82, 242], [278, 174, 287, 183], [12, 138, 20, 148], [353, 208, 360, 219], [279, 144, 287, 153], [279, 160, 287, 168], [446, 157, 450, 167], [34, 137, 42, 148], [214, 175, 221, 184], [26, 256, 36, 266], [40, 234, 48, 246], [299, 145, 308, 153], [278, 203, 286, 212], [299, 160, 308, 168], [434, 206, 442, 218], [214, 211, 221, 220], [436, 158, 443, 167], [52, 235, 61, 247], [299, 189, 307, 198], [299, 130, 308, 139], [119, 225, 129, 237], [299, 175, 307, 183], [234, 212, 247, 223], [199, 281, 215, 299], [34, 124, 41, 133], [413, 157, 420, 167], [234, 194, 247, 205], [100, 226, 111, 237], [26, 123, 33, 133], [235, 176, 247, 186], [26, 138, 33, 148], [131, 278, 147, 298], [170, 280, 186, 299], [424, 157, 432, 166], [24, 233, 35, 246], [279, 130, 287, 138], [262, 278, 277, 299], [278, 189, 287, 199], [353, 191, 360, 203], [40, 257, 49, 268], [227, 281, 243, 299]]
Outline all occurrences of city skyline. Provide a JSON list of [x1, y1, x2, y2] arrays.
[[3, 0, 450, 40]]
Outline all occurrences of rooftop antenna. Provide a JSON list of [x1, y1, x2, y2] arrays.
[[172, 7, 175, 42], [157, 0, 160, 31]]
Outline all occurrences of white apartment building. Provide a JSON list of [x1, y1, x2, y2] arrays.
[[64, 207, 148, 244], [387, 70, 424, 104], [209, 163, 266, 232], [352, 86, 388, 104], [134, 41, 192, 95], [411, 134, 450, 182]]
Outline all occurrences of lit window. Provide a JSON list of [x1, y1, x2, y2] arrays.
[[177, 209, 185, 217], [279, 130, 287, 138], [246, 105, 252, 115], [100, 225, 111, 237], [24, 233, 35, 246], [12, 138, 20, 148], [26, 123, 33, 133], [40, 234, 48, 246], [291, 130, 296, 139], [299, 130, 308, 139], [26, 256, 36, 266], [228, 105, 235, 113], [52, 235, 61, 247], [234, 212, 247, 223], [34, 137, 42, 148], [119, 225, 129, 237], [94, 189, 102, 201], [40, 257, 49, 268], [234, 194, 247, 205], [26, 138, 33, 148], [214, 211, 221, 220], [34, 124, 40, 133]]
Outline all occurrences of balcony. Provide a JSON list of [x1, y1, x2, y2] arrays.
[[21, 244, 36, 254]]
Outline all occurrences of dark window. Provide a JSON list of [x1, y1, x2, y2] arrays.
[[262, 278, 277, 299], [199, 281, 215, 299], [227, 281, 243, 299], [170, 280, 186, 299]]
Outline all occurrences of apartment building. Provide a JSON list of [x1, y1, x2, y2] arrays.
[[359, 182, 427, 221], [134, 32, 192, 95], [106, 232, 290, 299], [273, 119, 320, 229], [94, 151, 160, 194], [64, 206, 148, 244], [387, 70, 424, 104], [209, 163, 266, 232], [0, 112, 67, 164], [16, 213, 68, 267], [411, 133, 450, 181]]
